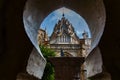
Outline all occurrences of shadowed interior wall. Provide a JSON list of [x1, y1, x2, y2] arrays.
[[49, 57, 85, 80], [0, 0, 33, 80], [99, 0, 120, 80], [0, 0, 120, 80]]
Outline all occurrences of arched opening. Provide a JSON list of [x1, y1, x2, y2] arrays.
[[39, 7, 91, 39], [38, 7, 92, 57], [21, 0, 106, 80]]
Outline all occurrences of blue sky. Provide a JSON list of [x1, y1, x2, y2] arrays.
[[40, 7, 91, 38]]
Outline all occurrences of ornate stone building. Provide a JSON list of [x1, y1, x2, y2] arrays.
[[38, 14, 91, 57], [37, 28, 49, 45]]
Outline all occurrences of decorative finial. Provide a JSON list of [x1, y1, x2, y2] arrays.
[[45, 26, 47, 31], [62, 13, 64, 17], [62, 7, 65, 17], [82, 30, 88, 38]]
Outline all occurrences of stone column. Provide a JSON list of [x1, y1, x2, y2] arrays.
[[48, 57, 85, 80]]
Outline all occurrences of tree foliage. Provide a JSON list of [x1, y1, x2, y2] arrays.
[[39, 45, 56, 80], [40, 45, 56, 58]]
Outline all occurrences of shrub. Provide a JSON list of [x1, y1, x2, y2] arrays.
[[40, 45, 56, 80]]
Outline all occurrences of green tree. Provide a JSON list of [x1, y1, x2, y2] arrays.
[[40, 45, 56, 80]]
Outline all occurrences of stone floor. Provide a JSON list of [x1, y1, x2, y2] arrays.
[[16, 71, 111, 80], [16, 72, 40, 80], [88, 71, 111, 80]]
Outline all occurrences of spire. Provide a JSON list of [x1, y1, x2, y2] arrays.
[[44, 26, 47, 36], [62, 13, 65, 17], [62, 7, 65, 18], [82, 30, 88, 39], [45, 26, 46, 31], [44, 26, 47, 34]]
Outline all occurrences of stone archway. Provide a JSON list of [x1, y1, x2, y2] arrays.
[[21, 0, 106, 79]]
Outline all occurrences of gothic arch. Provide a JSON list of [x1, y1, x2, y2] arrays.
[[23, 0, 106, 79], [23, 0, 106, 56]]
